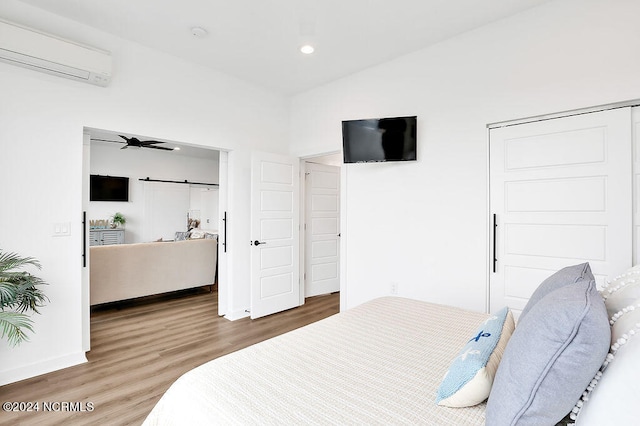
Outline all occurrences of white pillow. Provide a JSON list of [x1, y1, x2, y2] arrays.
[[436, 307, 515, 407], [609, 302, 640, 347], [601, 265, 640, 317], [575, 304, 640, 424], [189, 229, 206, 239], [604, 281, 640, 319]]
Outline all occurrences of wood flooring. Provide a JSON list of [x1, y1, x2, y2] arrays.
[[0, 288, 340, 426]]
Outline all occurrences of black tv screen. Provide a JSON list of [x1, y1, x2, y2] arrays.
[[90, 175, 129, 202], [342, 116, 417, 163]]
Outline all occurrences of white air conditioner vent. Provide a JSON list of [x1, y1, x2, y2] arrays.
[[0, 19, 112, 86]]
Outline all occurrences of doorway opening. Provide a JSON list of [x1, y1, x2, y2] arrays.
[[301, 152, 342, 305], [81, 127, 225, 351]]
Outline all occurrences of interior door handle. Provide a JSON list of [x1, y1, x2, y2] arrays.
[[253, 240, 266, 246]]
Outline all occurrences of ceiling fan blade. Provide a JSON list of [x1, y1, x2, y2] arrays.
[[92, 136, 173, 151], [143, 145, 174, 151], [90, 138, 123, 144]]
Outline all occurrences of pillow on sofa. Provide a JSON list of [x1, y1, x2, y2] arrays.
[[175, 231, 190, 241], [519, 262, 593, 321], [436, 307, 515, 407], [189, 229, 206, 239], [486, 279, 610, 426]]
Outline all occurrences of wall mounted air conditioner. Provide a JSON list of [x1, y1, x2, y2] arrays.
[[0, 19, 112, 86]]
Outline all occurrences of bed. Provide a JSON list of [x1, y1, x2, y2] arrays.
[[143, 263, 640, 425]]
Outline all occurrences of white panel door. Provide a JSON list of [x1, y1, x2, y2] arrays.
[[633, 107, 640, 266], [250, 152, 300, 319], [490, 108, 632, 315], [305, 162, 340, 297]]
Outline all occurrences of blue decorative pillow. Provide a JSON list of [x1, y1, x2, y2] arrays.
[[486, 279, 610, 425], [519, 262, 593, 321], [436, 306, 515, 407]]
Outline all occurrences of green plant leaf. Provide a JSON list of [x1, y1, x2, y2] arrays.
[[0, 311, 33, 346], [0, 251, 41, 274], [0, 249, 48, 346], [0, 282, 19, 308]]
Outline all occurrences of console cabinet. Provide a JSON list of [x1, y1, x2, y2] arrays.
[[90, 229, 124, 246]]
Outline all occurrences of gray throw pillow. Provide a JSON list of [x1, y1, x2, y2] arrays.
[[519, 262, 593, 321], [486, 279, 610, 426]]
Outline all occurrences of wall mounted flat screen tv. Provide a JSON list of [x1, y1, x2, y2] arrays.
[[342, 116, 417, 163], [90, 175, 129, 202]]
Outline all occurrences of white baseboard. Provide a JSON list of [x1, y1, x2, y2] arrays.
[[0, 352, 87, 386]]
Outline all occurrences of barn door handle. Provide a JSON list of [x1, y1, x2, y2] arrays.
[[82, 211, 87, 268], [222, 211, 227, 253], [493, 214, 498, 273], [253, 240, 266, 246]]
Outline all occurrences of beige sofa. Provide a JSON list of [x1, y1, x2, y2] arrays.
[[90, 238, 217, 305]]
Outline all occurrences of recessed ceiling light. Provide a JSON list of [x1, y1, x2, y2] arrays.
[[300, 44, 315, 54], [191, 27, 208, 38], [173, 147, 181, 151]]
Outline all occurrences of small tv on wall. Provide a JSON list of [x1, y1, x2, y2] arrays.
[[90, 175, 129, 202], [342, 115, 417, 163]]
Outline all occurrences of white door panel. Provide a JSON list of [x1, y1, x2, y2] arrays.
[[250, 152, 300, 319], [490, 107, 633, 315], [305, 162, 340, 297], [633, 107, 640, 266], [143, 181, 190, 242]]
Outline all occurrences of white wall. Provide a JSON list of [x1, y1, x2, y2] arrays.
[[89, 143, 219, 243], [0, 0, 288, 385], [290, 0, 640, 312]]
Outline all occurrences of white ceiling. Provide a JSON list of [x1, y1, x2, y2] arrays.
[[17, 0, 555, 96]]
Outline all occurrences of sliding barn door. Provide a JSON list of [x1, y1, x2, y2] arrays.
[[633, 107, 640, 266], [143, 181, 190, 242], [489, 108, 632, 315]]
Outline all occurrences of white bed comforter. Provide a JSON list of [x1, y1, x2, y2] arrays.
[[143, 297, 489, 425]]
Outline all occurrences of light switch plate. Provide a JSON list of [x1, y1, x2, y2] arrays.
[[53, 222, 71, 237]]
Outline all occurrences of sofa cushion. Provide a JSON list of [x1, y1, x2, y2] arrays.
[[486, 279, 610, 426]]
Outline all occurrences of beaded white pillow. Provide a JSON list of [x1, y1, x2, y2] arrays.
[[601, 265, 640, 317], [571, 301, 640, 424]]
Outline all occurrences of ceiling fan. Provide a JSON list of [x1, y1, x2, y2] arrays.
[[91, 135, 174, 151]]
